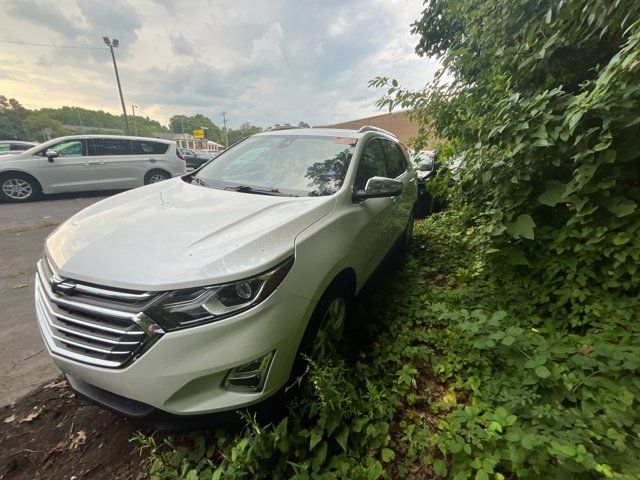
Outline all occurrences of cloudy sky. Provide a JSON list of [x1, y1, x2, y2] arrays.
[[0, 0, 437, 128]]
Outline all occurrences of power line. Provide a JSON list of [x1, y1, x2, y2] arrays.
[[0, 39, 104, 50]]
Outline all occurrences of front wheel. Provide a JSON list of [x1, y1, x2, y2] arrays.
[[0, 173, 41, 203], [396, 209, 415, 261], [144, 169, 171, 185], [297, 281, 353, 369]]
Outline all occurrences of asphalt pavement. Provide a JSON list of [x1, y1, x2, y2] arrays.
[[0, 192, 111, 406]]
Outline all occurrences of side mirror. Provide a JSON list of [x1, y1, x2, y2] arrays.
[[45, 150, 59, 162], [353, 176, 403, 202]]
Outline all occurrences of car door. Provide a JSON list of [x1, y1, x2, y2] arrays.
[[348, 137, 398, 279], [89, 138, 141, 189], [37, 139, 98, 192], [380, 139, 415, 239]]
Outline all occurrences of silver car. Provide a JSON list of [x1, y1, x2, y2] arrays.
[[0, 135, 186, 202]]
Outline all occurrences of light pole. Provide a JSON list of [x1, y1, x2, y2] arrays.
[[131, 104, 138, 136], [221, 111, 229, 148], [103, 36, 130, 135]]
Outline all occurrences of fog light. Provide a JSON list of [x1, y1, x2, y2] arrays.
[[224, 351, 275, 393]]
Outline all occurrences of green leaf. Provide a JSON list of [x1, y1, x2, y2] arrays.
[[335, 427, 349, 452], [475, 469, 489, 480], [535, 365, 550, 379], [309, 431, 322, 450], [605, 198, 637, 217], [381, 447, 395, 462], [538, 180, 566, 206], [507, 215, 536, 240], [506, 248, 528, 265], [185, 470, 198, 480]]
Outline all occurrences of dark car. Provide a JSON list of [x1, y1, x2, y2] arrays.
[[414, 151, 440, 217], [178, 148, 211, 169]]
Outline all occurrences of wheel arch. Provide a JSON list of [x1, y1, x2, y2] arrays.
[[0, 169, 44, 191]]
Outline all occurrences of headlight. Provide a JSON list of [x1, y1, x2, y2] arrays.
[[145, 257, 294, 331]]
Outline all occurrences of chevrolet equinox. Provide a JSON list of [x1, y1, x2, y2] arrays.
[[34, 126, 417, 417]]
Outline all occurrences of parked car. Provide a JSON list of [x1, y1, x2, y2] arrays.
[[0, 135, 186, 202], [34, 126, 417, 418], [0, 140, 38, 156], [414, 151, 440, 217], [178, 148, 211, 169], [194, 149, 218, 159]]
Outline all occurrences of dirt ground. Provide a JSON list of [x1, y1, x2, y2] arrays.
[[0, 193, 111, 407], [0, 376, 151, 480]]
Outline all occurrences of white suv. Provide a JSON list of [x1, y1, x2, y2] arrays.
[[0, 135, 185, 202], [34, 127, 417, 417]]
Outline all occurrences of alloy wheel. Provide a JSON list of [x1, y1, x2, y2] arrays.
[[2, 178, 32, 200], [313, 297, 347, 359], [148, 174, 168, 183]]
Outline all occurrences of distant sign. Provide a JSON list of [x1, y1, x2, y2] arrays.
[[193, 129, 205, 139]]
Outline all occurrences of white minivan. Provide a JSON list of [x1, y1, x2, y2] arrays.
[[0, 135, 186, 202]]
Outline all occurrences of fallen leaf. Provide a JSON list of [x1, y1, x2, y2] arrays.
[[69, 430, 87, 450], [20, 410, 41, 423], [12, 284, 29, 289], [578, 345, 593, 355], [44, 379, 69, 389], [3, 414, 16, 423]]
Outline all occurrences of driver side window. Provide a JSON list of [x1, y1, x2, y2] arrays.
[[354, 139, 387, 191], [44, 140, 85, 157]]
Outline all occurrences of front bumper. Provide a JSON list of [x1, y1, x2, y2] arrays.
[[35, 280, 312, 415]]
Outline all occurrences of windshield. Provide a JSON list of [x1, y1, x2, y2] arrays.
[[193, 134, 356, 197]]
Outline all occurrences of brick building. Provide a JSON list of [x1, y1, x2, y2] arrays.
[[317, 111, 436, 148]]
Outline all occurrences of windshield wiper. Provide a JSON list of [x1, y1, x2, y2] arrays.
[[190, 176, 210, 187], [223, 185, 299, 197]]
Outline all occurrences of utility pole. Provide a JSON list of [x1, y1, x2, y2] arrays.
[[103, 36, 130, 135], [221, 111, 229, 148], [74, 107, 84, 131], [131, 104, 138, 136]]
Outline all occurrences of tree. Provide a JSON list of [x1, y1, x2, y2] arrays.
[[22, 113, 68, 141], [226, 123, 263, 145], [298, 121, 310, 128], [169, 114, 223, 143], [0, 95, 28, 139]]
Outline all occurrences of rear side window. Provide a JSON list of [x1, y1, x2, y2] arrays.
[[89, 138, 133, 156], [0, 144, 9, 152], [381, 140, 407, 178], [135, 140, 169, 154], [354, 139, 387, 190]]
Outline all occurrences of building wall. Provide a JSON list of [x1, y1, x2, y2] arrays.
[[317, 111, 437, 148]]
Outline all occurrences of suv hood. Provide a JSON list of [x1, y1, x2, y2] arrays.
[[46, 178, 335, 290]]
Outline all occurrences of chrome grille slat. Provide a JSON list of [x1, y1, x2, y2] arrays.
[[49, 323, 141, 346], [35, 258, 164, 368], [50, 333, 131, 355]]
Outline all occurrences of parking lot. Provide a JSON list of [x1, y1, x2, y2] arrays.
[[0, 193, 110, 406]]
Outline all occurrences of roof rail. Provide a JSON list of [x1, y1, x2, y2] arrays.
[[357, 125, 397, 137], [266, 125, 301, 132]]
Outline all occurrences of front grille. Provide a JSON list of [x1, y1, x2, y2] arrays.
[[35, 257, 164, 368]]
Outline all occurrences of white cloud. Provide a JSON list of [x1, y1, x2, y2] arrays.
[[0, 0, 438, 128]]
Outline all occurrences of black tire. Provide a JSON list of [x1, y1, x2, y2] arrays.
[[144, 169, 171, 185], [253, 279, 353, 422], [396, 209, 415, 261], [290, 280, 353, 379], [0, 172, 41, 203]]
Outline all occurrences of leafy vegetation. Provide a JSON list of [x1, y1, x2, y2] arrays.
[[139, 2, 640, 478]]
